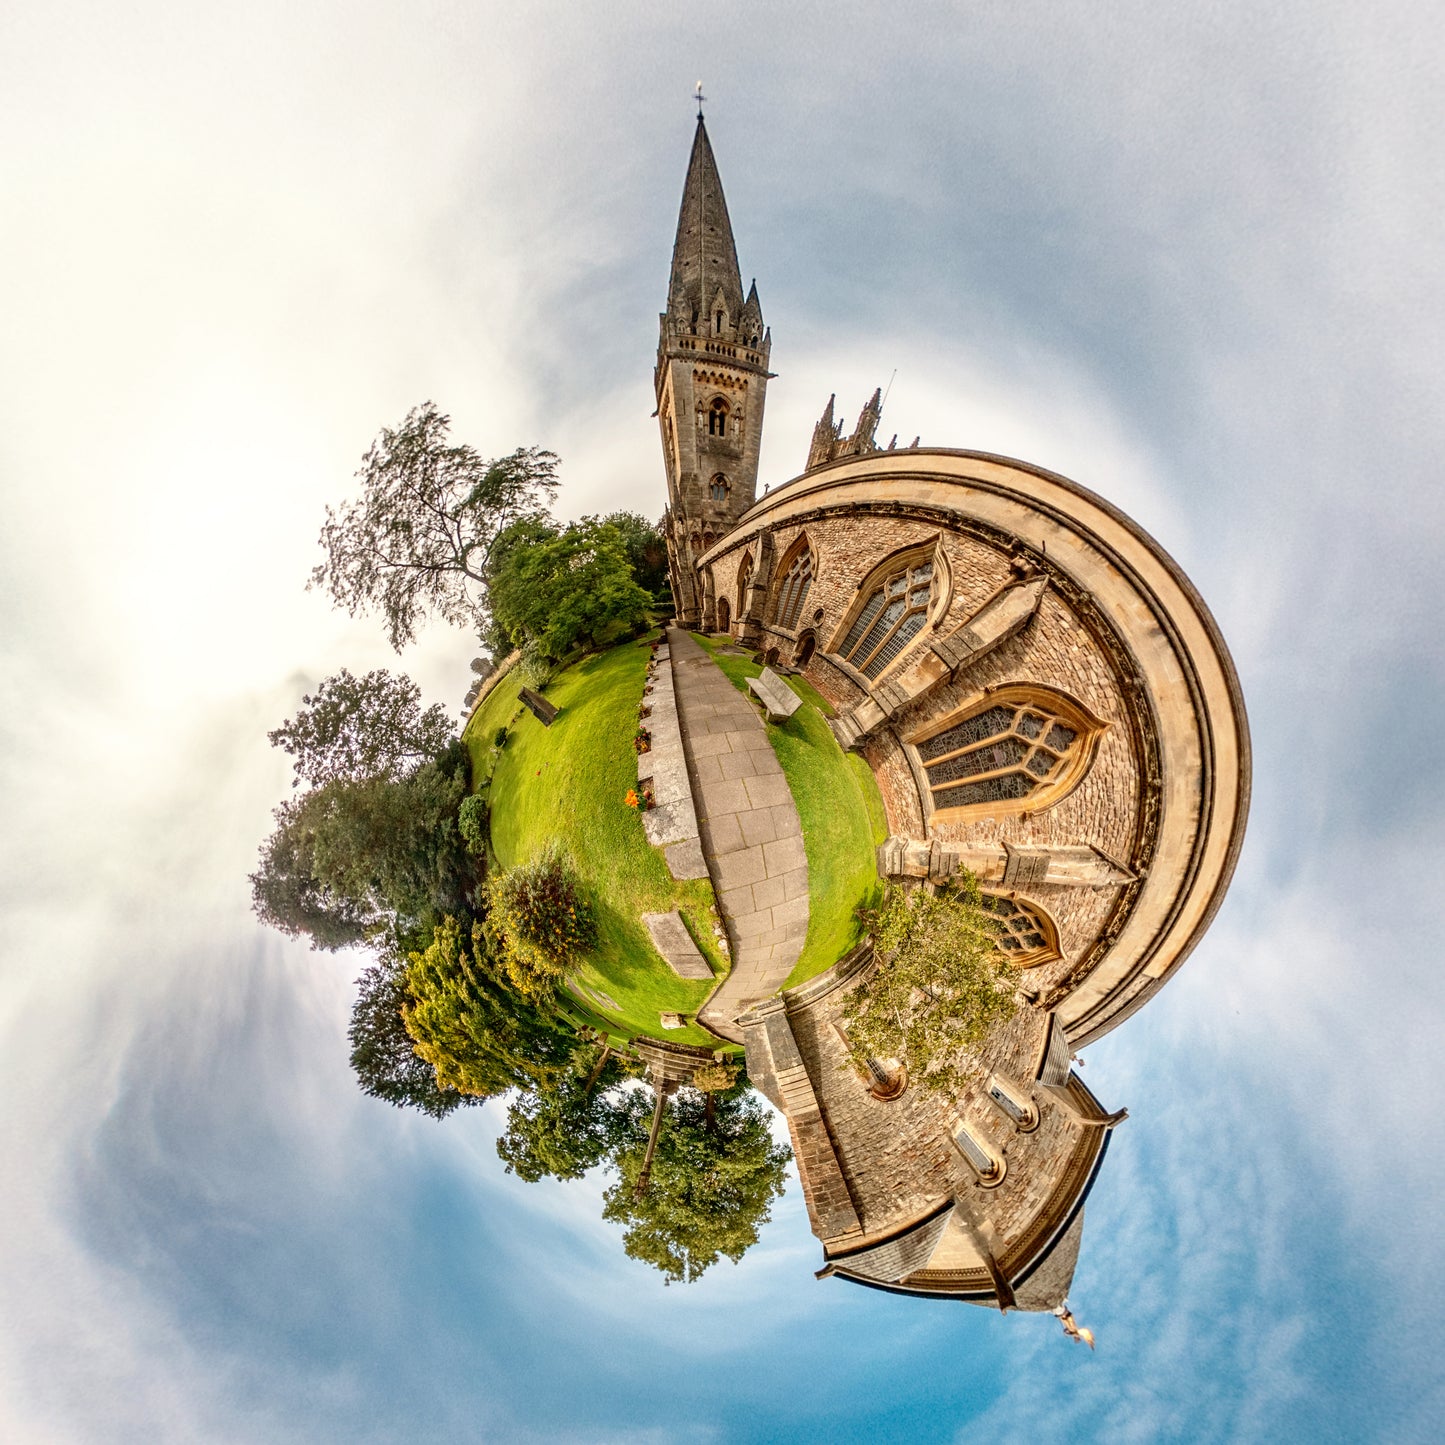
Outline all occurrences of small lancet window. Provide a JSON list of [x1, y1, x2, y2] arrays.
[[950, 1118, 1005, 1184], [774, 544, 813, 630], [979, 893, 1059, 967], [910, 685, 1102, 817], [985, 1076, 1039, 1131], [710, 474, 730, 502], [708, 398, 729, 436], [837, 557, 936, 680]]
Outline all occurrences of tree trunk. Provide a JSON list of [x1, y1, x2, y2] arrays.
[[582, 1043, 612, 1095], [634, 1084, 668, 1197], [705, 1090, 716, 1132]]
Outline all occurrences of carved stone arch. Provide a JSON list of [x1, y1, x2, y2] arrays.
[[706, 394, 731, 438], [907, 683, 1108, 821], [768, 530, 816, 630], [979, 891, 1063, 969], [828, 536, 952, 683], [701, 566, 718, 632], [738, 532, 777, 648]]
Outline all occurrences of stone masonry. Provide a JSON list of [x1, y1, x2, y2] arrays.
[[667, 627, 809, 1040]]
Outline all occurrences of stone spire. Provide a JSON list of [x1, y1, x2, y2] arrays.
[[655, 115, 772, 631], [667, 117, 745, 329]]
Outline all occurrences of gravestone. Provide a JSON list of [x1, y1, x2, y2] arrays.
[[518, 686, 559, 726]]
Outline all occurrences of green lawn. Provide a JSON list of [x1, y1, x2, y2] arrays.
[[690, 634, 887, 988], [464, 635, 730, 1050]]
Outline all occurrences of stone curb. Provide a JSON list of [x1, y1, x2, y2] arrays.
[[638, 639, 708, 879]]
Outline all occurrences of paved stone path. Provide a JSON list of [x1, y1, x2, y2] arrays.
[[667, 627, 809, 1042]]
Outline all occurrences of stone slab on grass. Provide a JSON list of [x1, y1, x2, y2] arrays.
[[664, 837, 710, 880], [642, 910, 714, 981]]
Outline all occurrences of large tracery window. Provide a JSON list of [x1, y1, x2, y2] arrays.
[[911, 685, 1103, 817], [773, 544, 813, 630], [980, 893, 1060, 967], [710, 474, 730, 502], [837, 557, 936, 680]]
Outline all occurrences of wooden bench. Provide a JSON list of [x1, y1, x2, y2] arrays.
[[747, 666, 802, 724]]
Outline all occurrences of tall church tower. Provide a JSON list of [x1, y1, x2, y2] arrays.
[[656, 116, 772, 628]]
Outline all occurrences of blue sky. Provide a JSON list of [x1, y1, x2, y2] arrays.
[[2, 2, 1442, 1440]]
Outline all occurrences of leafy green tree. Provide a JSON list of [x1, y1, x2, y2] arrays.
[[846, 876, 1020, 1098], [250, 760, 472, 949], [311, 402, 560, 650], [348, 955, 480, 1119], [488, 516, 652, 661], [495, 1049, 635, 1182], [602, 1090, 791, 1284], [250, 795, 379, 949], [402, 916, 580, 1099], [599, 510, 670, 596], [268, 669, 455, 789]]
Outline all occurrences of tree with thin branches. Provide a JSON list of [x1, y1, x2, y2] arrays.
[[311, 402, 560, 650]]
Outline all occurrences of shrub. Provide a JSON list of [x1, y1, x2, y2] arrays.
[[692, 1061, 739, 1092], [494, 726, 509, 749], [458, 794, 490, 856], [484, 846, 597, 1001], [517, 642, 557, 689]]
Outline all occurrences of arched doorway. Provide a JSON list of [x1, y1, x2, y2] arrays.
[[795, 632, 816, 667], [716, 596, 730, 633]]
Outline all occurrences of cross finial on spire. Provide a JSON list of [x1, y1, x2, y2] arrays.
[[695, 81, 706, 118]]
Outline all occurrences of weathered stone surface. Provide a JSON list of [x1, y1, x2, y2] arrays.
[[669, 629, 810, 1042], [642, 910, 714, 980], [747, 666, 802, 723], [663, 837, 709, 880]]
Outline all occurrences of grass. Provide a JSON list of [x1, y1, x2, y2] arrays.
[[464, 634, 731, 1051], [690, 634, 888, 989]]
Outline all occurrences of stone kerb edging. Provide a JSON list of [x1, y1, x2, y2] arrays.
[[639, 640, 709, 880]]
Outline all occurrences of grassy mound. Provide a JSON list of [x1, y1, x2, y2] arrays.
[[689, 634, 888, 988], [464, 637, 728, 1050]]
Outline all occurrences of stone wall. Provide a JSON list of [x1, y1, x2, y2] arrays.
[[703, 508, 1143, 1003]]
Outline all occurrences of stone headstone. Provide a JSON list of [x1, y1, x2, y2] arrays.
[[642, 910, 713, 980], [518, 686, 559, 726], [659, 1012, 686, 1030]]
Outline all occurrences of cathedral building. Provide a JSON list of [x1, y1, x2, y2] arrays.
[[655, 117, 1250, 1310]]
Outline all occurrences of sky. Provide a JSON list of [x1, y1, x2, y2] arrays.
[[1, 2, 1442, 1441]]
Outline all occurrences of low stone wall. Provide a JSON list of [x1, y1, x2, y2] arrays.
[[638, 638, 708, 880]]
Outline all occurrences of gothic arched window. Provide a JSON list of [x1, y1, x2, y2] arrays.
[[985, 1075, 1039, 1132], [710, 474, 730, 502], [708, 398, 729, 437], [950, 1117, 1005, 1185], [979, 892, 1061, 968], [773, 543, 813, 630], [910, 685, 1105, 818], [836, 555, 937, 680]]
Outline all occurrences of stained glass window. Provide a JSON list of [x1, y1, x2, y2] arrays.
[[979, 893, 1053, 961], [951, 1120, 1000, 1180], [915, 693, 1088, 813], [710, 474, 730, 502], [774, 545, 813, 630], [838, 559, 935, 680], [986, 1077, 1037, 1130]]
